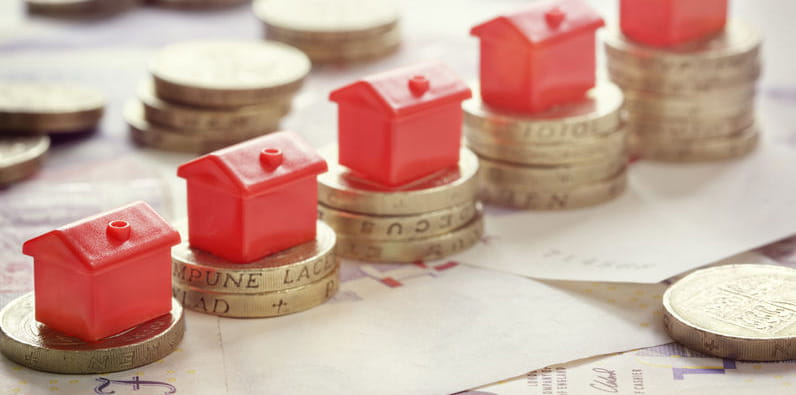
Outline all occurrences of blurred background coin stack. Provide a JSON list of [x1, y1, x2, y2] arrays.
[[253, 0, 401, 64], [318, 62, 483, 263], [149, 0, 250, 9], [466, 1, 628, 210], [126, 40, 310, 154], [0, 82, 105, 184], [171, 132, 340, 318], [26, 0, 140, 18], [606, 1, 762, 162]]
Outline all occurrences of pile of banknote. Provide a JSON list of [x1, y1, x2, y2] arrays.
[[463, 83, 628, 210], [0, 82, 105, 184], [253, 0, 401, 64], [126, 40, 310, 154], [316, 146, 483, 263], [170, 223, 340, 318], [605, 22, 762, 162]]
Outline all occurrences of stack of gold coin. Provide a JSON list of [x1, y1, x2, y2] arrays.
[[149, 0, 249, 9], [605, 21, 762, 162], [0, 82, 105, 134], [26, 0, 139, 17], [317, 146, 484, 263], [0, 136, 50, 186], [463, 83, 628, 210], [171, 221, 340, 318], [253, 0, 401, 64], [126, 40, 310, 154]]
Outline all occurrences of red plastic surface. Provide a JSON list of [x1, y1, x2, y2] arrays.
[[620, 0, 727, 47], [329, 61, 471, 186], [471, 0, 604, 114], [22, 201, 180, 342], [177, 131, 328, 263]]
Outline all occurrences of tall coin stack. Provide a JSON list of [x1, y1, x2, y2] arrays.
[[171, 132, 339, 318], [253, 0, 401, 64], [605, 21, 762, 162], [126, 40, 310, 154], [319, 61, 483, 263], [468, 1, 627, 210], [463, 85, 628, 210]]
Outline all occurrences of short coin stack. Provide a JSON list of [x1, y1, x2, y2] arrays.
[[318, 146, 483, 263], [150, 0, 249, 9], [253, 0, 401, 64], [605, 21, 762, 162], [464, 83, 628, 210], [127, 40, 310, 154], [25, 0, 139, 17], [171, 222, 340, 318]]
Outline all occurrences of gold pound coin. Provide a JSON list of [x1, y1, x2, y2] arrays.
[[635, 125, 759, 162], [151, 0, 249, 9], [663, 264, 796, 361], [335, 209, 484, 263], [0, 83, 104, 133], [319, 201, 478, 242], [480, 170, 627, 210], [150, 40, 310, 108], [318, 145, 480, 216], [609, 65, 761, 96], [627, 109, 756, 141], [254, 0, 399, 38], [463, 83, 624, 145], [172, 221, 338, 293], [138, 82, 288, 132], [0, 294, 185, 374], [173, 269, 339, 318], [477, 154, 627, 189], [26, 0, 138, 16], [0, 135, 49, 186], [280, 28, 402, 64]]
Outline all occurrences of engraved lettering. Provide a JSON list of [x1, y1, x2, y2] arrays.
[[187, 268, 202, 283], [205, 271, 221, 286], [387, 223, 403, 236], [416, 220, 431, 233], [245, 273, 262, 288], [223, 273, 243, 288], [295, 266, 310, 282]]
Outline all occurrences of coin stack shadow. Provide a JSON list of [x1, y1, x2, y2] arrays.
[[463, 83, 629, 210], [253, 0, 401, 64], [605, 21, 762, 162], [317, 146, 483, 263], [170, 222, 340, 318], [126, 41, 310, 154]]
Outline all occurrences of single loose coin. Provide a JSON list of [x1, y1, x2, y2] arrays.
[[635, 125, 759, 162], [126, 101, 274, 154], [172, 221, 337, 293], [0, 135, 49, 186], [138, 82, 288, 132], [0, 83, 104, 133], [466, 128, 627, 166], [0, 294, 184, 374], [663, 264, 796, 361], [335, 210, 484, 263], [463, 83, 624, 144], [254, 0, 399, 37], [477, 154, 626, 189], [479, 170, 627, 210], [318, 145, 479, 216], [173, 269, 339, 318], [151, 40, 310, 107], [319, 201, 478, 242]]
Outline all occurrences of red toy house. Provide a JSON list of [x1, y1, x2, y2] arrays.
[[621, 0, 728, 47], [22, 201, 180, 342], [177, 131, 327, 263], [329, 61, 471, 187], [470, 0, 604, 114]]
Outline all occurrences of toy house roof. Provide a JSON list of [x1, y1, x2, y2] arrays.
[[470, 0, 604, 46], [22, 201, 180, 272], [177, 131, 328, 197], [329, 61, 471, 117]]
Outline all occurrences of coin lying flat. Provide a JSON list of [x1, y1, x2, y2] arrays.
[[319, 201, 478, 242], [173, 269, 339, 318], [634, 124, 759, 162], [254, 0, 399, 37], [150, 0, 249, 9], [0, 294, 184, 374], [318, 145, 479, 216], [138, 82, 288, 132], [0, 135, 49, 186], [480, 170, 627, 210], [150, 40, 310, 108], [335, 210, 484, 263], [0, 83, 104, 133], [26, 0, 138, 16], [477, 154, 627, 190], [627, 108, 756, 141], [274, 27, 402, 63], [126, 101, 275, 154], [663, 264, 796, 361], [172, 221, 337, 293]]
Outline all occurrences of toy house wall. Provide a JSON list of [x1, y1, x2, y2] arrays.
[[186, 182, 245, 261], [242, 178, 318, 260], [34, 258, 93, 339], [338, 105, 391, 181], [530, 33, 596, 111], [478, 40, 532, 112]]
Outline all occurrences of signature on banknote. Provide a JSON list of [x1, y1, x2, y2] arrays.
[[94, 376, 176, 394], [589, 368, 618, 393]]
